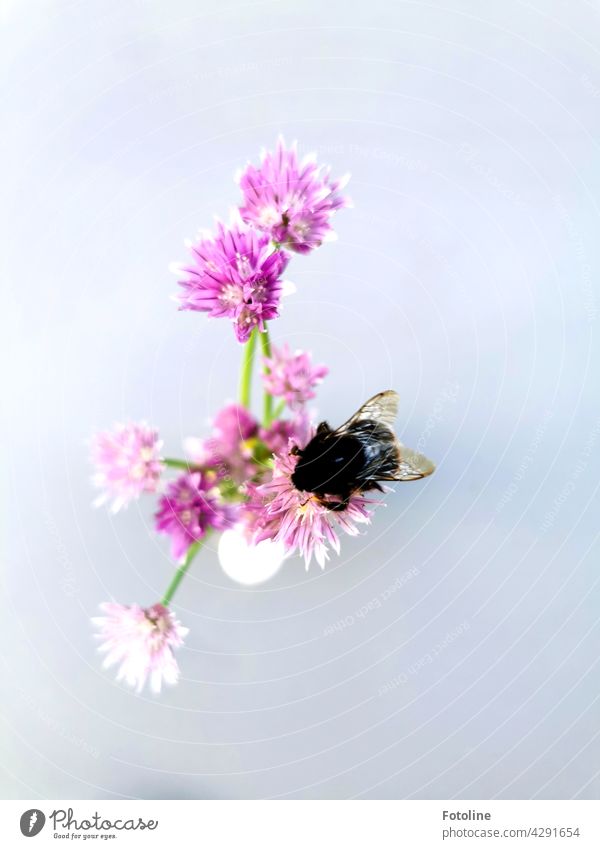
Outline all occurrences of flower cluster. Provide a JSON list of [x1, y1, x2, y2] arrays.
[[174, 138, 348, 342], [88, 139, 431, 694], [155, 472, 236, 561], [238, 138, 350, 253], [92, 602, 188, 693], [90, 422, 162, 512], [244, 439, 376, 569], [184, 403, 259, 485], [262, 344, 328, 409], [248, 441, 377, 569], [175, 219, 289, 343]]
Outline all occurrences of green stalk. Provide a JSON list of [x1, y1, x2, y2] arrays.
[[260, 324, 274, 426], [272, 399, 285, 421], [239, 327, 258, 409], [162, 458, 201, 471], [161, 540, 203, 607]]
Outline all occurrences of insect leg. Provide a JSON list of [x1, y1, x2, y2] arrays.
[[319, 496, 351, 512]]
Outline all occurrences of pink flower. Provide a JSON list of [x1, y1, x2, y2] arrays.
[[262, 344, 328, 409], [185, 404, 259, 485], [92, 602, 188, 693], [90, 422, 162, 512], [174, 218, 289, 342], [250, 442, 377, 569], [155, 472, 236, 561], [239, 481, 282, 545], [238, 138, 350, 254], [259, 413, 311, 458], [259, 419, 297, 457]]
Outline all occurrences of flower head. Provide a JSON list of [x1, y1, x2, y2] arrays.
[[210, 403, 258, 447], [259, 419, 297, 458], [175, 218, 289, 342], [185, 403, 259, 485], [90, 422, 162, 512], [249, 439, 377, 568], [259, 413, 311, 458], [92, 602, 188, 693], [238, 138, 350, 254], [262, 343, 328, 409], [155, 472, 236, 561]]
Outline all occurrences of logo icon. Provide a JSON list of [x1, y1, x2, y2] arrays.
[[19, 809, 45, 837]]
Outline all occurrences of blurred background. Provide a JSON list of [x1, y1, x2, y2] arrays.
[[2, 0, 600, 800]]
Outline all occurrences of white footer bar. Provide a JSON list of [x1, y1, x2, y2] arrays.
[[1, 800, 598, 848]]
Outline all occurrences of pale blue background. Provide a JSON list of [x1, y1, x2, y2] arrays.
[[2, 0, 600, 799]]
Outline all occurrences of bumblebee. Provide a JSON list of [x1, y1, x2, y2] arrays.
[[291, 390, 435, 510]]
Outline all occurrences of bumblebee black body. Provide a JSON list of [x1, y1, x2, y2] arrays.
[[291, 420, 400, 508], [289, 390, 435, 511]]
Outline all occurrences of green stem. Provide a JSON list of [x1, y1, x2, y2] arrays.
[[161, 540, 203, 607], [239, 327, 258, 409], [260, 324, 274, 426], [272, 399, 285, 420], [162, 457, 201, 471]]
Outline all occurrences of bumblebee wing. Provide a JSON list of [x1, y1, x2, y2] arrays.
[[389, 445, 435, 481], [355, 442, 435, 484], [336, 390, 399, 434], [332, 391, 435, 484]]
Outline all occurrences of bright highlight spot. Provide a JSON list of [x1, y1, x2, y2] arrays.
[[218, 526, 286, 585]]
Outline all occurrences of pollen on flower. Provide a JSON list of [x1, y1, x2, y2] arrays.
[[257, 206, 280, 228], [219, 283, 244, 308], [292, 220, 310, 238], [296, 499, 314, 517]]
